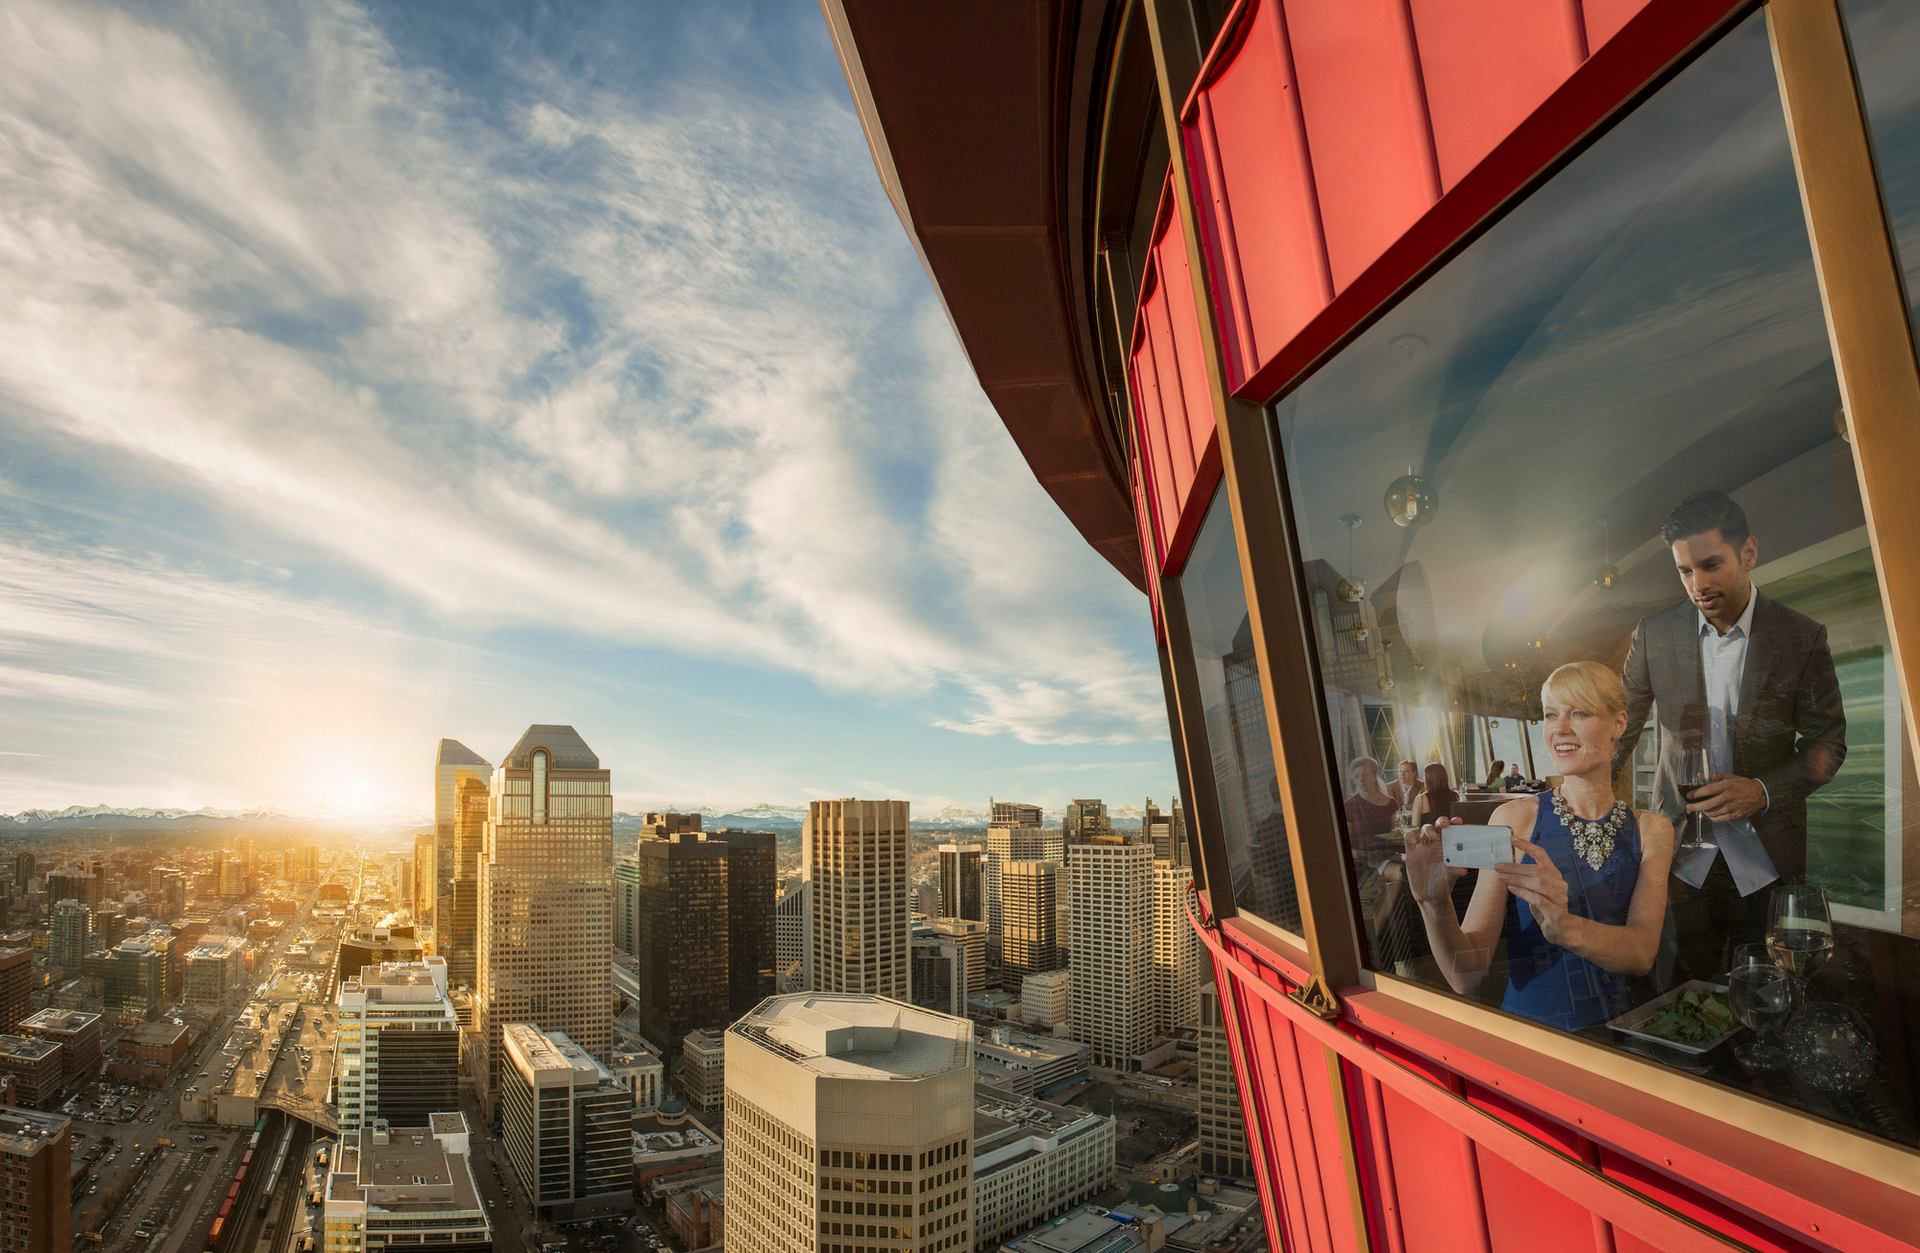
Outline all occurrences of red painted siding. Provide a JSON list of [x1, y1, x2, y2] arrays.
[[1404, 0, 1586, 186]]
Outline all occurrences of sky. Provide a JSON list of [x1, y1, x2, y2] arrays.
[[0, 0, 1173, 819]]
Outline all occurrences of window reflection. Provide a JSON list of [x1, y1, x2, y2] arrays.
[[1179, 493, 1302, 934], [1845, 0, 1920, 340], [1273, 15, 1915, 1147]]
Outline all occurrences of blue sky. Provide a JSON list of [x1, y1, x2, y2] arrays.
[[0, 0, 1172, 818]]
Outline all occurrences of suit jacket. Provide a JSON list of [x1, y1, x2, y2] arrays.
[[1614, 593, 1847, 882]]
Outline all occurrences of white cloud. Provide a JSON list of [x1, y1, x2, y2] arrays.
[[0, 0, 1164, 793]]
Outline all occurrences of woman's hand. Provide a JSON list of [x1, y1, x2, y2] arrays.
[[1404, 817, 1465, 906], [1495, 837, 1575, 944]]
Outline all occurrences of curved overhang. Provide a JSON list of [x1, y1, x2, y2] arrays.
[[822, 0, 1145, 591]]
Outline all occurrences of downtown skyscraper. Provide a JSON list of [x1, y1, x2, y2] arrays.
[[802, 799, 910, 1000], [1068, 836, 1153, 1070], [432, 739, 491, 935], [475, 726, 614, 1114]]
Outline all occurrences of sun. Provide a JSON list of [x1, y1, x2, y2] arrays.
[[336, 775, 377, 815]]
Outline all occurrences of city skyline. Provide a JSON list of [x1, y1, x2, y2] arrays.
[[0, 0, 1171, 819]]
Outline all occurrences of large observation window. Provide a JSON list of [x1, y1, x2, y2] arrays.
[[1179, 491, 1302, 935], [1846, 0, 1920, 342], [1272, 15, 1916, 1147]]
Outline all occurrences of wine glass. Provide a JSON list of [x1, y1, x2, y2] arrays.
[[1676, 745, 1716, 851], [1767, 883, 1834, 993], [1727, 943, 1792, 1070]]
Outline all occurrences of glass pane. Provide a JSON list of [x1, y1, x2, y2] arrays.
[[1844, 0, 1920, 342], [1273, 14, 1916, 1147], [532, 750, 548, 826], [1179, 491, 1303, 933]]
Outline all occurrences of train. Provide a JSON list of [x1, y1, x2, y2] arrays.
[[205, 1116, 270, 1251]]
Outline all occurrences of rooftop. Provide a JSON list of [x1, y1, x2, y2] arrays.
[[0, 1108, 68, 1155], [500, 724, 599, 770], [730, 994, 971, 1081], [334, 1120, 481, 1215], [503, 1024, 617, 1082], [21, 1008, 101, 1033], [435, 738, 491, 770], [0, 1034, 61, 1062]]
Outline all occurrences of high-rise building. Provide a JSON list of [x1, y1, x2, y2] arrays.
[[613, 854, 641, 960], [1143, 797, 1188, 867], [83, 933, 172, 1021], [1151, 862, 1199, 1033], [1000, 861, 1062, 985], [444, 775, 488, 988], [774, 882, 807, 988], [411, 833, 437, 927], [323, 1114, 492, 1252], [910, 930, 966, 1016], [1020, 970, 1070, 1034], [678, 1028, 727, 1118], [642, 812, 702, 836], [634, 833, 729, 1057], [984, 820, 1055, 965], [44, 870, 97, 908], [475, 726, 614, 1113], [931, 918, 986, 995], [18, 1011, 100, 1094], [49, 902, 87, 971], [182, 938, 247, 1007], [1063, 799, 1109, 845], [1068, 837, 1153, 1070], [500, 1025, 631, 1221], [972, 1086, 1116, 1249], [0, 1108, 70, 1252], [717, 829, 777, 1017], [724, 993, 974, 1253], [0, 1039, 63, 1110], [0, 951, 30, 1035], [991, 800, 1043, 828], [290, 844, 318, 884], [433, 739, 492, 947], [336, 960, 458, 1136], [936, 844, 985, 922], [1196, 981, 1250, 1178], [801, 799, 910, 1000], [11, 853, 32, 894]]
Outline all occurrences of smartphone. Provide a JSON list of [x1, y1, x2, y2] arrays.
[[1442, 824, 1514, 870]]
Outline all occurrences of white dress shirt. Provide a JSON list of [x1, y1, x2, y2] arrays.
[[1689, 591, 1777, 895]]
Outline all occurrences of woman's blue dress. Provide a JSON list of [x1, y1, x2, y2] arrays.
[[1501, 795, 1643, 1031]]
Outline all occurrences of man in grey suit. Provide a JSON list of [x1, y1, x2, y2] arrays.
[[1614, 491, 1847, 983]]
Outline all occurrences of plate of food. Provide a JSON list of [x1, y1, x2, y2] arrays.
[[1609, 981, 1738, 1056]]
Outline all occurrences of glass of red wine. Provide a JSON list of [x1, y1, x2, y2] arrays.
[[1677, 745, 1716, 851]]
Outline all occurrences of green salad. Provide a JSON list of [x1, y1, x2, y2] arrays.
[[1640, 988, 1736, 1044]]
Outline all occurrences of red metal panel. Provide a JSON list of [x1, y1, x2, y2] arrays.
[[1377, 1087, 1491, 1253], [1152, 215, 1217, 481], [1127, 307, 1180, 558], [1406, 0, 1585, 188], [1282, 0, 1442, 289], [1597, 1148, 1812, 1253], [1141, 277, 1199, 501], [1266, 999, 1339, 1250], [1235, 975, 1314, 1251], [1189, 0, 1333, 384], [1583, 0, 1655, 50], [1466, 1084, 1600, 1250]]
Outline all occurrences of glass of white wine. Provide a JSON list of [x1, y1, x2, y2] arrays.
[[1766, 883, 1834, 990], [1727, 943, 1792, 1070]]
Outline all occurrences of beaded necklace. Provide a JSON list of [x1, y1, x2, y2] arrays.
[[1551, 787, 1628, 871]]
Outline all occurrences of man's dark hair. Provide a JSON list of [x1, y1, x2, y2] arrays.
[[1661, 490, 1751, 549]]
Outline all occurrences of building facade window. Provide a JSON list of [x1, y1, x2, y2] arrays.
[[1269, 13, 1913, 1148], [1178, 492, 1301, 934], [532, 750, 548, 825]]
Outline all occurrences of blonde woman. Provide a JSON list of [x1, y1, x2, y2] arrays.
[[1405, 661, 1675, 1030]]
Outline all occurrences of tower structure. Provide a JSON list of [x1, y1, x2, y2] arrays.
[[0, 1108, 70, 1253], [336, 960, 459, 1136], [1063, 798, 1109, 844], [984, 810, 1057, 965], [1196, 980, 1251, 1178], [936, 843, 985, 922], [500, 1025, 631, 1220], [432, 739, 491, 947], [1151, 861, 1199, 1033], [475, 725, 613, 1113], [801, 799, 910, 1000], [634, 832, 728, 1056], [1000, 861, 1062, 986], [1067, 837, 1153, 1070], [724, 993, 974, 1253]]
